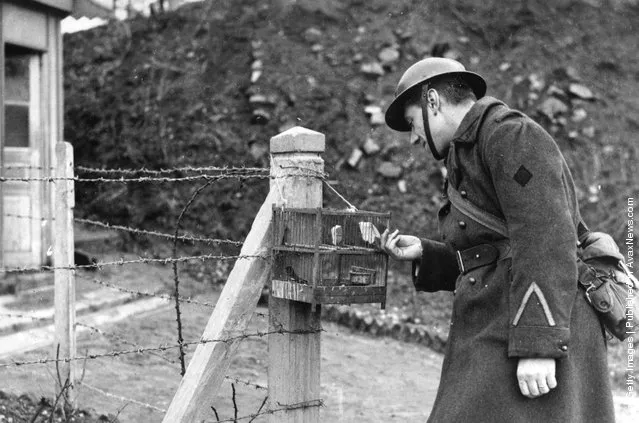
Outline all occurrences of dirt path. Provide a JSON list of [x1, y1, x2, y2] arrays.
[[0, 296, 444, 422]]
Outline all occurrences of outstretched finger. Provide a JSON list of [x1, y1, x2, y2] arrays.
[[386, 230, 400, 249]]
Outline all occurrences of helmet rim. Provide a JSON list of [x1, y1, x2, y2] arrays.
[[385, 65, 487, 132]]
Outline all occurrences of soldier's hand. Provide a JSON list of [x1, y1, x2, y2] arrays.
[[380, 229, 422, 261], [517, 358, 557, 399]]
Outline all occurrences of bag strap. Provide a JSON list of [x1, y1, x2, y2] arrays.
[[446, 183, 508, 237], [446, 182, 589, 241]]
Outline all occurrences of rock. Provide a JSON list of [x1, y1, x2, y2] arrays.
[[582, 126, 596, 138], [394, 28, 413, 41], [251, 60, 263, 70], [568, 83, 595, 100], [362, 137, 381, 155], [443, 49, 462, 61], [499, 62, 511, 72], [566, 66, 581, 81], [458, 35, 470, 44], [431, 42, 450, 57], [546, 85, 566, 98], [311, 43, 324, 53], [352, 52, 364, 63], [251, 40, 263, 50], [250, 70, 262, 84], [249, 142, 268, 160], [303, 27, 323, 44], [363, 93, 376, 104], [360, 62, 385, 77], [397, 179, 407, 193], [528, 73, 545, 91], [568, 130, 579, 139], [251, 109, 270, 124], [249, 94, 277, 107], [347, 148, 364, 168], [539, 97, 569, 119], [571, 108, 588, 123], [470, 56, 480, 66], [378, 47, 400, 66], [364, 105, 385, 126], [377, 162, 403, 179]]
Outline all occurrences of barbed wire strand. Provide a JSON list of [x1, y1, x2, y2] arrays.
[[77, 322, 176, 365], [75, 217, 244, 246], [77, 381, 322, 421], [213, 399, 323, 423], [80, 278, 270, 319], [0, 328, 324, 369], [0, 312, 52, 322], [77, 322, 271, 392], [0, 169, 326, 184], [77, 381, 167, 413], [75, 165, 268, 176], [1, 253, 268, 274]]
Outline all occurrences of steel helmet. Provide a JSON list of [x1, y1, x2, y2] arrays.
[[385, 57, 487, 132]]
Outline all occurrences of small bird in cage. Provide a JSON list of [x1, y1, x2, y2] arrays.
[[359, 221, 381, 246], [285, 265, 308, 284], [330, 225, 343, 245]]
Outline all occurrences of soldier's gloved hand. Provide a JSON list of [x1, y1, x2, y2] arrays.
[[517, 358, 557, 399], [380, 229, 423, 261]]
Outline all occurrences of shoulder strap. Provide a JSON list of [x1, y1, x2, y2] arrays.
[[446, 183, 508, 237], [446, 182, 590, 242]]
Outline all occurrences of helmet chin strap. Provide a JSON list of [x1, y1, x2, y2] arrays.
[[420, 85, 445, 161]]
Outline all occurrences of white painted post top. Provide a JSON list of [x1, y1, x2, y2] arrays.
[[270, 126, 325, 153]]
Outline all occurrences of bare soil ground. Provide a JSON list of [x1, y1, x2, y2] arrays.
[[0, 255, 637, 422]]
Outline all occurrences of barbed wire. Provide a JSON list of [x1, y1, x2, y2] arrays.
[[0, 328, 323, 369], [75, 165, 268, 175], [3, 213, 50, 222], [0, 169, 326, 184], [76, 381, 322, 422], [77, 322, 176, 365], [81, 277, 270, 319], [0, 312, 52, 322], [74, 217, 244, 246], [224, 376, 267, 391], [1, 253, 268, 274], [211, 399, 324, 423], [77, 381, 167, 413], [77, 322, 271, 392]]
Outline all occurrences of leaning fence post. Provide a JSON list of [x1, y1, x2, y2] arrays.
[[268, 127, 325, 423], [54, 142, 76, 406]]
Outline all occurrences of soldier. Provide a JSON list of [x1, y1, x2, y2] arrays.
[[381, 58, 615, 422]]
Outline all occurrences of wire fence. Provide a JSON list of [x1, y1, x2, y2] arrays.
[[0, 158, 330, 421]]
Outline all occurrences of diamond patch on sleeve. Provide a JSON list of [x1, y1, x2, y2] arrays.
[[513, 165, 533, 187]]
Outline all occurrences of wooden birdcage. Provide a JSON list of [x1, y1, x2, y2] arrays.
[[271, 207, 390, 308]]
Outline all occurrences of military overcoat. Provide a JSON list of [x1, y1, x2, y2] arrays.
[[414, 97, 615, 422]]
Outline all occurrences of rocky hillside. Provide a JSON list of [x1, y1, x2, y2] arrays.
[[64, 0, 639, 248]]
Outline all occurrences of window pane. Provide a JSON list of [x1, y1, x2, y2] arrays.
[[5, 105, 29, 147], [5, 55, 30, 102]]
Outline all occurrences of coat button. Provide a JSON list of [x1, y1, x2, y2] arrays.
[[458, 221, 467, 229], [460, 190, 468, 198], [468, 277, 477, 284]]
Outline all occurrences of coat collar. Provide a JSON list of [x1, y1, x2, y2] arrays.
[[451, 96, 505, 144]]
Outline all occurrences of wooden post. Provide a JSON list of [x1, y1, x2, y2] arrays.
[[54, 142, 76, 404], [162, 178, 276, 422], [268, 127, 325, 423]]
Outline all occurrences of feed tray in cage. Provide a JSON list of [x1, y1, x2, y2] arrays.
[[271, 207, 390, 307]]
